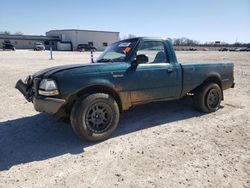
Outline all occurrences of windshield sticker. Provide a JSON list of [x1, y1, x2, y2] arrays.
[[124, 47, 131, 54], [118, 42, 131, 47]]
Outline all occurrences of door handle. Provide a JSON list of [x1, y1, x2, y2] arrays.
[[167, 68, 174, 73]]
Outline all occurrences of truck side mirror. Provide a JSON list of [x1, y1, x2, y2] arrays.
[[131, 54, 149, 67]]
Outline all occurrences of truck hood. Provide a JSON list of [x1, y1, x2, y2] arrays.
[[32, 62, 130, 78], [33, 64, 97, 78]]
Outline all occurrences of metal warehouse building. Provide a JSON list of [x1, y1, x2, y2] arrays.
[[0, 29, 119, 51], [46, 29, 120, 51], [0, 34, 60, 50]]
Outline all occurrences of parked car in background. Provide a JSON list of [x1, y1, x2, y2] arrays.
[[34, 42, 45, 51], [218, 47, 228, 51], [188, 48, 197, 51], [2, 40, 15, 51], [77, 44, 97, 52], [229, 48, 237, 52], [235, 47, 250, 52]]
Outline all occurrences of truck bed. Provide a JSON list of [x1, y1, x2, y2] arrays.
[[180, 62, 234, 96]]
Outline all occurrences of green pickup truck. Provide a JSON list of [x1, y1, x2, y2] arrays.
[[16, 37, 235, 141]]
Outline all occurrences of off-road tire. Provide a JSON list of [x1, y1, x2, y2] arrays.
[[70, 93, 120, 141]]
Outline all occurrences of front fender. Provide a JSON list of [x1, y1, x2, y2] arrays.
[[84, 78, 116, 90]]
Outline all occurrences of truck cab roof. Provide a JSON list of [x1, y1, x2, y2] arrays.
[[121, 37, 170, 42]]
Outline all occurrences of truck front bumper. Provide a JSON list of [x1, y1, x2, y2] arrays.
[[33, 97, 66, 114], [15, 79, 65, 114]]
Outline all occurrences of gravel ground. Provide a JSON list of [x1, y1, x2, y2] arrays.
[[0, 50, 249, 188]]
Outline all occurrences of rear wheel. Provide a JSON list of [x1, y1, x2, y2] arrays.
[[193, 83, 222, 113], [70, 93, 120, 141]]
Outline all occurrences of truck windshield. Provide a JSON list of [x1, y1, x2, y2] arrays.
[[96, 39, 138, 63]]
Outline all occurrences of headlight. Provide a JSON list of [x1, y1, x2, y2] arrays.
[[38, 79, 59, 96]]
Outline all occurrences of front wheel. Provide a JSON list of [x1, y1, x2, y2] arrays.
[[193, 83, 222, 113], [70, 93, 120, 141]]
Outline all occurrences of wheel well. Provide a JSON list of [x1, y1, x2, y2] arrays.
[[193, 76, 224, 100], [64, 85, 123, 115], [202, 76, 222, 89]]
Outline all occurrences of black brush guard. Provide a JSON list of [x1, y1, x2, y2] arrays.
[[15, 79, 32, 102], [15, 76, 40, 102]]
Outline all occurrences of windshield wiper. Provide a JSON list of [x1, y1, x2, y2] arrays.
[[97, 58, 114, 63]]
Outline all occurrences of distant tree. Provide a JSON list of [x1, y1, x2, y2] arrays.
[[0, 31, 11, 35], [120, 36, 249, 47], [204, 42, 214, 46], [172, 37, 199, 46], [233, 42, 241, 47], [128, 34, 136, 38], [173, 38, 181, 46], [123, 34, 136, 39], [14, 32, 23, 35], [220, 42, 229, 47]]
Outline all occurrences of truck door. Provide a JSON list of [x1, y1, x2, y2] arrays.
[[129, 40, 180, 103]]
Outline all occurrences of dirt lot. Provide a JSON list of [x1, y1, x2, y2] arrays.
[[0, 50, 249, 188]]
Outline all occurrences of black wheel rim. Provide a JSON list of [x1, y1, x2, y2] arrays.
[[206, 88, 220, 109], [84, 102, 113, 133]]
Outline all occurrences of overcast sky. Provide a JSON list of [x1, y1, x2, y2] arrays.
[[0, 0, 249, 43]]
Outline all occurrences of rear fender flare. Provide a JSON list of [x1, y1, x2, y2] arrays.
[[194, 73, 224, 100]]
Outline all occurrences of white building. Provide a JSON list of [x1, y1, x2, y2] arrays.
[[0, 34, 60, 50], [46, 29, 119, 51]]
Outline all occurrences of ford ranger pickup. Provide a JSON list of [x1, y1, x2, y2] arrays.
[[15, 37, 235, 141]]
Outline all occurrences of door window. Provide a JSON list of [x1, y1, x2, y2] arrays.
[[137, 41, 168, 63]]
